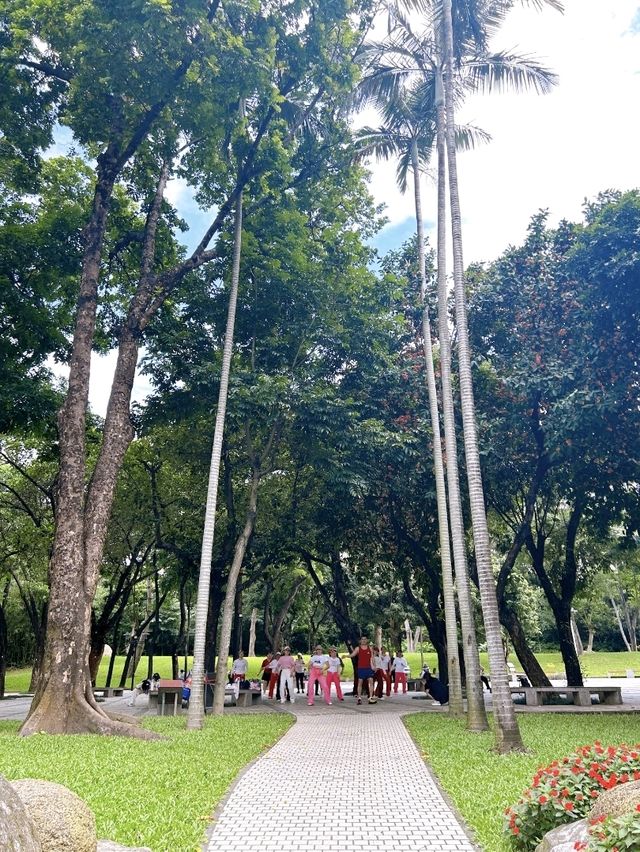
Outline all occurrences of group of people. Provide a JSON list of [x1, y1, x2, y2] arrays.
[[240, 636, 449, 708]]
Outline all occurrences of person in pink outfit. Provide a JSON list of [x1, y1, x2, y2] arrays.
[[276, 646, 296, 704], [325, 647, 344, 702], [391, 650, 409, 693], [307, 645, 330, 706]]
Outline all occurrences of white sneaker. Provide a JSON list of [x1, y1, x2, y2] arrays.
[[290, 698, 295, 704]]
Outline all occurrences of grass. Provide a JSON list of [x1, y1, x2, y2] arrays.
[[404, 713, 640, 852], [4, 650, 639, 695], [0, 714, 292, 851]]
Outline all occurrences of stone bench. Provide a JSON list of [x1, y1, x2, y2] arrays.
[[510, 686, 622, 707], [406, 678, 425, 693], [93, 687, 124, 698]]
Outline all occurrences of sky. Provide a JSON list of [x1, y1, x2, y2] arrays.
[[78, 0, 640, 417]]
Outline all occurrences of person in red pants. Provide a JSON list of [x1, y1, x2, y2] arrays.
[[267, 652, 281, 699], [325, 647, 344, 702], [391, 649, 409, 694]]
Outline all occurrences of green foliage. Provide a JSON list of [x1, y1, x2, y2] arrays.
[[404, 713, 640, 852], [505, 743, 640, 849], [585, 809, 640, 851], [0, 714, 292, 850]]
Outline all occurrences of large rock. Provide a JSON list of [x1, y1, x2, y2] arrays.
[[0, 775, 43, 851], [590, 778, 640, 819], [97, 844, 151, 852], [12, 779, 97, 851], [535, 818, 590, 852]]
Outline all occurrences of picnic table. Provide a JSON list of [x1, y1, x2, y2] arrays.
[[156, 679, 184, 716]]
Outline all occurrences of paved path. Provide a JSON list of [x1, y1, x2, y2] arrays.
[[205, 698, 477, 852]]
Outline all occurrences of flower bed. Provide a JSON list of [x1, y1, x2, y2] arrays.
[[505, 742, 640, 850]]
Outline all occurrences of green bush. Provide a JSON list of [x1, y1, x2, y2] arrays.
[[583, 809, 640, 850], [505, 743, 640, 850]]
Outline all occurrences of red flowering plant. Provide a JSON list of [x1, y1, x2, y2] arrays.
[[504, 743, 640, 850], [581, 805, 640, 851]]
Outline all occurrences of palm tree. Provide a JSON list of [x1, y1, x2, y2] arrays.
[[356, 89, 465, 716], [358, 1, 559, 745], [186, 179, 245, 731], [435, 0, 561, 752]]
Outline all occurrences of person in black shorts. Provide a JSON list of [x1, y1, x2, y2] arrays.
[[350, 636, 377, 705]]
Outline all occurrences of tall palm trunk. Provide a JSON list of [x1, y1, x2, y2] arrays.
[[410, 140, 463, 716], [212, 469, 260, 715], [433, 74, 488, 731], [187, 185, 244, 730], [441, 0, 523, 752]]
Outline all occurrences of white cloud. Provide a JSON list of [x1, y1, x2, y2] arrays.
[[364, 0, 640, 263]]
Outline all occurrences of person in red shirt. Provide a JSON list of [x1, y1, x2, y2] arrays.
[[350, 636, 377, 705]]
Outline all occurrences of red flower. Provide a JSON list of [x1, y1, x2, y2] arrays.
[[539, 795, 548, 804], [564, 802, 574, 811]]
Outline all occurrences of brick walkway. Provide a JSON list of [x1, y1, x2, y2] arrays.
[[205, 700, 477, 852]]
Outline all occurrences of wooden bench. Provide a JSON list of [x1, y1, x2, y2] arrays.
[[511, 686, 622, 707], [93, 687, 124, 698]]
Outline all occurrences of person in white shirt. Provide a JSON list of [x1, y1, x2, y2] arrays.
[[231, 651, 248, 682], [374, 646, 391, 699], [391, 650, 410, 694], [325, 647, 344, 702], [307, 645, 330, 706], [276, 646, 296, 704]]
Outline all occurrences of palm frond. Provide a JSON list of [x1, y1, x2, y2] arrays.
[[353, 127, 405, 164], [454, 122, 492, 151], [396, 146, 413, 194], [462, 51, 559, 95]]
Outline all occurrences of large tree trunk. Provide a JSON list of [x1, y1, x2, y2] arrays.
[[441, 2, 522, 752], [433, 72, 487, 731], [412, 138, 463, 717], [500, 603, 551, 688], [20, 161, 146, 737]]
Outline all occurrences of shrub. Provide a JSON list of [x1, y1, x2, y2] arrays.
[[579, 806, 640, 851], [504, 742, 640, 850]]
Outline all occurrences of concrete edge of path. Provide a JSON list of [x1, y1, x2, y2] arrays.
[[398, 708, 483, 851], [200, 708, 297, 850]]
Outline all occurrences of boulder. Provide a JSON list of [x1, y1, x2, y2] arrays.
[[97, 844, 152, 852], [0, 774, 43, 851], [589, 778, 640, 819], [12, 779, 97, 851], [535, 818, 590, 852]]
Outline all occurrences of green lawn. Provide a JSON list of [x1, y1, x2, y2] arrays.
[[4, 649, 639, 694], [405, 713, 640, 852], [0, 714, 292, 851]]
